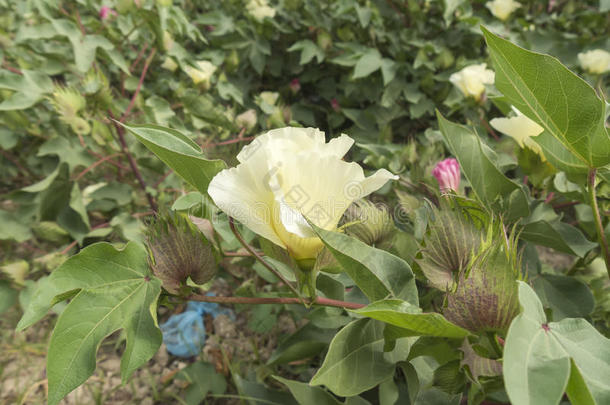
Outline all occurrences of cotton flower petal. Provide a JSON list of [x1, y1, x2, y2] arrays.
[[490, 114, 545, 158], [207, 155, 284, 247]]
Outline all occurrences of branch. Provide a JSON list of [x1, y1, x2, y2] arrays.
[[229, 217, 303, 301], [109, 110, 158, 212], [189, 293, 365, 310], [588, 168, 610, 277], [121, 47, 157, 122], [72, 153, 122, 181]]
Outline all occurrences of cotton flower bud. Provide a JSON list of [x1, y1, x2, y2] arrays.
[[50, 86, 86, 118], [443, 222, 522, 333], [146, 212, 217, 295], [432, 158, 460, 193], [99, 6, 117, 20], [344, 200, 395, 250], [289, 78, 301, 94], [330, 98, 340, 112], [418, 210, 480, 290], [578, 49, 610, 75]]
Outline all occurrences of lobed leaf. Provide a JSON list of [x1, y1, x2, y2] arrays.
[[17, 242, 162, 405]]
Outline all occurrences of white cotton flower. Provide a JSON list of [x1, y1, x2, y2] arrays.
[[486, 0, 521, 21], [578, 49, 610, 75], [184, 60, 217, 89], [449, 64, 495, 100], [490, 108, 545, 160], [236, 109, 258, 130], [208, 127, 398, 260], [246, 0, 276, 22]]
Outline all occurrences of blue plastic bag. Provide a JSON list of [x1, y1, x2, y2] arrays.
[[160, 298, 231, 357]]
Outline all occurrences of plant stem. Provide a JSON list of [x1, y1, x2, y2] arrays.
[[588, 168, 610, 278], [122, 47, 156, 121], [109, 111, 158, 212], [228, 217, 303, 301], [189, 293, 365, 310]]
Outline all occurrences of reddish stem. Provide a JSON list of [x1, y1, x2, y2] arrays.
[[189, 294, 365, 310], [129, 43, 149, 73], [72, 153, 122, 181], [109, 111, 158, 212], [121, 47, 157, 122]]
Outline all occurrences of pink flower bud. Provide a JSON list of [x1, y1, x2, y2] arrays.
[[330, 98, 340, 112], [432, 158, 460, 193], [99, 6, 117, 20], [289, 78, 300, 93]]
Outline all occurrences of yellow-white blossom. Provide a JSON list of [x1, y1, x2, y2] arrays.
[[208, 127, 398, 260], [578, 49, 610, 75], [184, 60, 217, 89], [236, 109, 258, 130], [260, 91, 279, 106], [490, 108, 545, 160], [449, 64, 495, 100], [486, 0, 521, 21], [161, 57, 178, 72], [247, 0, 276, 22]]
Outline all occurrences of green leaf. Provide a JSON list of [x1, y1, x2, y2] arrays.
[[274, 376, 342, 405], [532, 274, 595, 320], [309, 223, 418, 304], [353, 49, 383, 79], [16, 242, 162, 405], [351, 300, 470, 338], [0, 280, 18, 314], [503, 281, 610, 405], [482, 27, 610, 169], [0, 70, 53, 110], [0, 210, 32, 242], [119, 122, 226, 194], [436, 111, 528, 215], [287, 40, 325, 65], [267, 323, 334, 365], [310, 319, 414, 397], [521, 203, 596, 258], [177, 361, 227, 405]]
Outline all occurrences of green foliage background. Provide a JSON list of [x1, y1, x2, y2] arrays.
[[0, 0, 609, 404]]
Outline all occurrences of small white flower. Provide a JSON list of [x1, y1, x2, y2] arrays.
[[184, 60, 217, 89], [577, 49, 610, 75], [490, 108, 545, 160], [236, 109, 258, 130], [486, 0, 521, 21], [449, 64, 495, 100], [246, 0, 276, 22], [208, 127, 397, 260]]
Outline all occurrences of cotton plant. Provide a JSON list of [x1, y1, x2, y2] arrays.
[[207, 127, 397, 293]]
